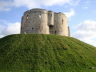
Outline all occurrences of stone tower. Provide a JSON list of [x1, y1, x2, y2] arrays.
[[21, 8, 70, 36]]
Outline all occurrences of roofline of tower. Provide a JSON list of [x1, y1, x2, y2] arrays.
[[30, 8, 47, 11], [54, 12, 67, 17], [23, 8, 67, 17]]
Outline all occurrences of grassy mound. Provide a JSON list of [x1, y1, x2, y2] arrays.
[[0, 34, 96, 72]]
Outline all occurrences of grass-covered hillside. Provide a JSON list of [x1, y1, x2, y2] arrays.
[[0, 34, 96, 72]]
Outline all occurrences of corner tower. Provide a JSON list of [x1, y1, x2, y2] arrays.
[[54, 12, 68, 36], [21, 8, 49, 34]]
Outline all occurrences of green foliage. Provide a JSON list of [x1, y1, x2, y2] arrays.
[[0, 34, 96, 72]]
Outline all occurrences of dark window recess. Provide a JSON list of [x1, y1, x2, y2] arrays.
[[55, 31, 56, 34], [51, 14, 52, 16], [49, 25, 53, 28], [62, 19, 63, 24], [32, 28, 34, 30]]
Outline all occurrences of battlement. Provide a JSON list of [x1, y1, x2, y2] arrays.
[[21, 8, 70, 36]]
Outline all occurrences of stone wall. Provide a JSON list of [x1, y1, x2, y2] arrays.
[[21, 9, 49, 34], [21, 8, 70, 36]]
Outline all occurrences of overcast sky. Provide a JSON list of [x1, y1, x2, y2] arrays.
[[0, 0, 96, 46]]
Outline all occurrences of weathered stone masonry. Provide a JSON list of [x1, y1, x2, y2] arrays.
[[21, 8, 70, 36]]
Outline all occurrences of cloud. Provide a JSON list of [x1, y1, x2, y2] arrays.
[[13, 0, 40, 8], [40, 0, 71, 6], [0, 1, 12, 11], [65, 9, 75, 18], [0, 35, 4, 38], [4, 22, 20, 34], [0, 0, 80, 11], [13, 0, 76, 8], [13, 0, 80, 8], [74, 20, 96, 46], [83, 6, 88, 9], [0, 20, 20, 38], [68, 0, 80, 6]]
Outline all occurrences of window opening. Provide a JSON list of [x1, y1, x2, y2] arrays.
[[62, 19, 63, 24], [32, 28, 34, 30], [55, 31, 57, 34]]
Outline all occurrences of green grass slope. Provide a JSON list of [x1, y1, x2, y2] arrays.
[[0, 34, 96, 72]]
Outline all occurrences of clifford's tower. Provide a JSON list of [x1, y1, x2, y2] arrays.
[[21, 8, 70, 36]]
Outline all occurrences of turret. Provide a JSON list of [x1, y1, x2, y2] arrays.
[[21, 8, 49, 34], [54, 12, 68, 36]]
